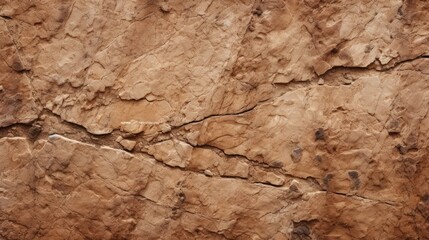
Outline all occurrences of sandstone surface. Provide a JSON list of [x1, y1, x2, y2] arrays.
[[1, 0, 429, 239]]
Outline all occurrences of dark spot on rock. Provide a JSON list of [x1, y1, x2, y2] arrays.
[[314, 155, 322, 162], [401, 158, 417, 177], [348, 170, 359, 179], [395, 144, 408, 155], [323, 173, 333, 187], [287, 184, 302, 199], [315, 128, 325, 141], [404, 133, 418, 150], [416, 201, 429, 220], [29, 125, 42, 139], [178, 192, 186, 203], [60, 161, 70, 169], [270, 161, 284, 168], [421, 194, 429, 203], [171, 207, 182, 219], [0, 15, 12, 20], [248, 24, 255, 32], [334, 106, 346, 112], [291, 221, 311, 240], [252, 6, 263, 16], [398, 6, 404, 16], [52, 182, 73, 194], [293, 225, 310, 235], [289, 184, 299, 192], [11, 58, 26, 72], [348, 170, 361, 189], [291, 147, 303, 163], [364, 44, 374, 53], [330, 47, 339, 54], [57, 5, 70, 23]]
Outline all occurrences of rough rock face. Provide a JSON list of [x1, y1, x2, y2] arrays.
[[1, 0, 428, 239]]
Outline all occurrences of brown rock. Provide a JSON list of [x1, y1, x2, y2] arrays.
[[1, 0, 429, 239], [116, 136, 137, 151], [291, 147, 303, 163]]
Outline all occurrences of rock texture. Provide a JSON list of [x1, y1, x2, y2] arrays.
[[1, 0, 429, 239]]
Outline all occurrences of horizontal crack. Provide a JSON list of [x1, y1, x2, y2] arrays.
[[169, 98, 270, 132], [318, 190, 398, 206], [319, 53, 429, 78]]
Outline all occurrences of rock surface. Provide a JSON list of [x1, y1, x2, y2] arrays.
[[1, 0, 429, 239]]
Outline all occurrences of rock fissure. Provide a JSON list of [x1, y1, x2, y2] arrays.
[[2, 0, 429, 239]]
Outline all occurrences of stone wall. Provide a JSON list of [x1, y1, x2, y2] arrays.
[[1, 0, 428, 239]]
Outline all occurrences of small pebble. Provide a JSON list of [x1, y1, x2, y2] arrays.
[[204, 169, 213, 177], [160, 3, 171, 13], [48, 134, 61, 141], [318, 78, 324, 85], [343, 79, 352, 85]]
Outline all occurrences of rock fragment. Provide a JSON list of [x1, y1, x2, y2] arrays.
[[116, 136, 137, 151], [204, 169, 214, 177], [251, 168, 285, 186], [160, 3, 171, 13]]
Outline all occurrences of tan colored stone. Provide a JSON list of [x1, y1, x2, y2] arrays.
[[0, 21, 39, 127], [145, 139, 192, 168], [1, 0, 429, 239], [116, 136, 137, 151], [251, 168, 285, 187]]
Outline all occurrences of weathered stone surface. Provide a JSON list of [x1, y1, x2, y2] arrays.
[[0, 20, 39, 127], [1, 0, 429, 239]]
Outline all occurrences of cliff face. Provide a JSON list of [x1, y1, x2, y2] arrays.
[[1, 0, 428, 239]]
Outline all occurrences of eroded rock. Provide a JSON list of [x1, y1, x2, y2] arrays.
[[1, 0, 429, 239]]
